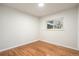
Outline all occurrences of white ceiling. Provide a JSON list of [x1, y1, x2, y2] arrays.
[[2, 3, 78, 17]]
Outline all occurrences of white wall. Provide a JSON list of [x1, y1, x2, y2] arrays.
[[0, 5, 39, 50], [78, 6, 79, 50], [40, 8, 78, 49]]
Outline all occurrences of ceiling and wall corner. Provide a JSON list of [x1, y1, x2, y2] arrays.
[[1, 3, 78, 18]]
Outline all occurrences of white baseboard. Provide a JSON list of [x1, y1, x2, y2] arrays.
[[0, 39, 39, 52], [40, 39, 79, 51], [0, 39, 78, 52]]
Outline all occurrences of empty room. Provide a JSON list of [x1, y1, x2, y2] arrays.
[[0, 3, 79, 56]]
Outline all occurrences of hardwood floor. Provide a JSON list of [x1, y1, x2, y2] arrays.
[[0, 40, 79, 56]]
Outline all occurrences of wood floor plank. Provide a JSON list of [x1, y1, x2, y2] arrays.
[[0, 40, 79, 56]]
